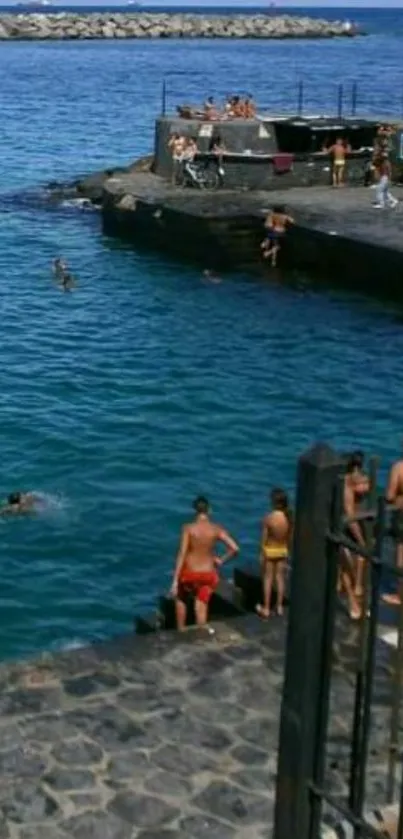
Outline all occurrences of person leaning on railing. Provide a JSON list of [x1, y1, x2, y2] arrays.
[[382, 453, 403, 606]]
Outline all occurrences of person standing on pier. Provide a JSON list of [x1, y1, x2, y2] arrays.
[[170, 496, 239, 631], [327, 137, 351, 188], [339, 452, 370, 619], [168, 133, 186, 186], [256, 488, 292, 619], [382, 453, 403, 606]]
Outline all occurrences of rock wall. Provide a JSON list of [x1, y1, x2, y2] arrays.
[[0, 13, 361, 40]]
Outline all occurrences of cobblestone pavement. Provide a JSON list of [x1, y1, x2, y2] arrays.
[[0, 613, 398, 839]]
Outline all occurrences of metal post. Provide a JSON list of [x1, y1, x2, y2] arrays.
[[161, 78, 167, 116], [274, 443, 344, 839], [387, 591, 403, 802], [349, 497, 385, 837], [310, 474, 344, 839], [348, 458, 379, 817], [337, 84, 344, 119], [297, 80, 304, 117], [351, 81, 358, 117]]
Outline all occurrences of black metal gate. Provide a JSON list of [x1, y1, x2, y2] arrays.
[[273, 443, 403, 839]]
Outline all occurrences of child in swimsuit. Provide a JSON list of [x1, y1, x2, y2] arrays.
[[256, 488, 292, 618]]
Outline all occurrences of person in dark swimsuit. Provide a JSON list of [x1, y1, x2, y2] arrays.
[[261, 205, 294, 267]]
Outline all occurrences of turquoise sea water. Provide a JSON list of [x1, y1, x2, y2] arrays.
[[1, 11, 403, 659]]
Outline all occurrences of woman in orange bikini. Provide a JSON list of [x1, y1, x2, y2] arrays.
[[256, 488, 292, 618], [170, 496, 239, 630]]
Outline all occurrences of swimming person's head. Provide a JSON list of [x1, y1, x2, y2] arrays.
[[8, 492, 21, 506], [193, 495, 210, 515], [273, 204, 285, 215]]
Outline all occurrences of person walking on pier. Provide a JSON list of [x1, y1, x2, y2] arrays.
[[170, 496, 239, 631], [256, 488, 292, 619], [382, 453, 403, 606], [373, 154, 398, 209]]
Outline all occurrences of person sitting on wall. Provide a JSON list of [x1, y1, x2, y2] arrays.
[[168, 133, 187, 185], [170, 496, 239, 631], [231, 96, 244, 118], [203, 96, 219, 121], [244, 95, 256, 119], [223, 95, 233, 118], [176, 105, 193, 120], [261, 205, 294, 268], [326, 136, 351, 188]]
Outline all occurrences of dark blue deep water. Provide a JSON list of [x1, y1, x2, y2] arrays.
[[0, 7, 403, 660]]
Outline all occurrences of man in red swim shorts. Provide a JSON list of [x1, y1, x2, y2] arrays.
[[170, 496, 239, 630]]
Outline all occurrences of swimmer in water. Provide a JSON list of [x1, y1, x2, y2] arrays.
[[52, 257, 68, 281], [202, 270, 221, 284], [60, 272, 75, 292], [0, 492, 37, 516]]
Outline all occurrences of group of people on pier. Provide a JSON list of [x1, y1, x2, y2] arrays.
[[169, 447, 403, 631], [170, 489, 292, 630], [177, 93, 257, 122]]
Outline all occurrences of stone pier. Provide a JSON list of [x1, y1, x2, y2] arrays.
[[0, 611, 398, 838]]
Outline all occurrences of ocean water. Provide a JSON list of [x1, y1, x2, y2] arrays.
[[1, 8, 403, 660]]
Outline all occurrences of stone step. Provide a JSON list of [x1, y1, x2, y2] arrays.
[[134, 611, 163, 635], [234, 563, 290, 612], [158, 578, 245, 631]]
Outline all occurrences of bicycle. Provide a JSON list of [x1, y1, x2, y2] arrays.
[[182, 158, 224, 190]]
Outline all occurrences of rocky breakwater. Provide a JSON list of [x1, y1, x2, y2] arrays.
[[0, 12, 361, 40]]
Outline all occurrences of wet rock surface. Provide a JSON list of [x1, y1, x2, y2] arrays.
[[0, 614, 397, 837], [0, 13, 361, 41]]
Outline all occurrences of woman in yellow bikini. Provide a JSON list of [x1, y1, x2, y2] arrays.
[[256, 488, 292, 618]]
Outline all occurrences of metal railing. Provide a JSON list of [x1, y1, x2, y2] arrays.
[[160, 77, 403, 120], [274, 445, 403, 839]]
